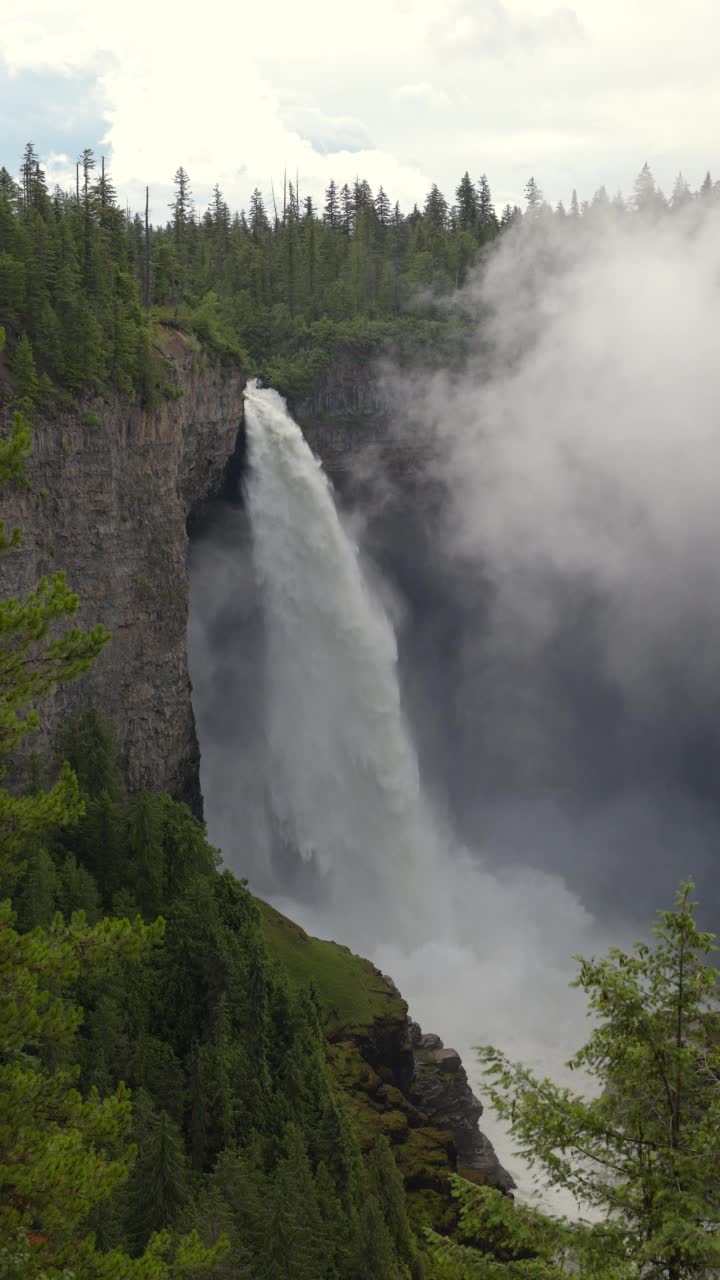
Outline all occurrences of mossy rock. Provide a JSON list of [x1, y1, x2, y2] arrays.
[[395, 1126, 454, 1190], [331, 1041, 384, 1098], [407, 1188, 458, 1236]]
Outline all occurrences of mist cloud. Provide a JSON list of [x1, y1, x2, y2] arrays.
[[377, 205, 720, 919]]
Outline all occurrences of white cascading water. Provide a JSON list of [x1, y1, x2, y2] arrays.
[[244, 380, 445, 945], [243, 379, 620, 1211]]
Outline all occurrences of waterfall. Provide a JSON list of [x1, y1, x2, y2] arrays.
[[241, 380, 623, 1213], [243, 380, 443, 944]]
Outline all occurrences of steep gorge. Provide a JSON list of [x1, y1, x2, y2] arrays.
[[0, 346, 513, 1202]]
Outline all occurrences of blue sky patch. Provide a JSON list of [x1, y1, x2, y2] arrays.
[[0, 59, 108, 178]]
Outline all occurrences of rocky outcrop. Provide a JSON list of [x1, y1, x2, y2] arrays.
[[295, 348, 389, 426], [409, 1023, 516, 1193], [327, 974, 514, 1202], [293, 350, 436, 496], [0, 352, 244, 810]]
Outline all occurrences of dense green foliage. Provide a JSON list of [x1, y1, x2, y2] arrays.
[[0, 145, 503, 406], [1, 147, 716, 409], [0, 384, 420, 1277], [427, 884, 720, 1279], [4, 705, 422, 1278]]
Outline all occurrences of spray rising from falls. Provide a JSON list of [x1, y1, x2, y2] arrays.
[[244, 380, 443, 945], [243, 380, 623, 1205]]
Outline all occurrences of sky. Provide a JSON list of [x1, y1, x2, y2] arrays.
[[1, 0, 718, 220]]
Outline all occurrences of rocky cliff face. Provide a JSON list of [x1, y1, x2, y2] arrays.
[[409, 1025, 515, 1193], [329, 969, 514, 1214], [0, 352, 244, 811], [0, 351, 513, 1200]]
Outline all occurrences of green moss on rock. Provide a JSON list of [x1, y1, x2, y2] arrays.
[[395, 1127, 454, 1189]]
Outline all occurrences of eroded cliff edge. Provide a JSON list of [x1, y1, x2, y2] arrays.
[[0, 353, 245, 811]]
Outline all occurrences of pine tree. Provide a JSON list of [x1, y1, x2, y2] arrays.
[[524, 176, 543, 217], [477, 173, 496, 227], [633, 160, 657, 213], [0, 166, 20, 209], [455, 172, 478, 230], [670, 171, 691, 210], [126, 1091, 190, 1249], [257, 1124, 326, 1280], [477, 883, 720, 1279], [249, 187, 269, 237], [423, 183, 448, 229], [374, 186, 391, 227], [367, 1138, 416, 1269], [570, 188, 580, 218], [170, 166, 192, 243], [323, 179, 339, 229], [339, 183, 354, 234], [92, 155, 117, 212], [19, 142, 47, 215], [353, 177, 373, 215], [11, 333, 39, 408]]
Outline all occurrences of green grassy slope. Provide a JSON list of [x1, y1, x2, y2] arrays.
[[257, 898, 407, 1038]]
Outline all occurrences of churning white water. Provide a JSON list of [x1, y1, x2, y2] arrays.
[[243, 380, 622, 1211]]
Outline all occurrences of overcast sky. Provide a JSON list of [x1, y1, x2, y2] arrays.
[[2, 0, 717, 218]]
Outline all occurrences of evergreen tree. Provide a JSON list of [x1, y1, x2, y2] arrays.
[[477, 173, 495, 227], [171, 166, 192, 243], [126, 1091, 190, 1248], [524, 176, 543, 217], [455, 172, 478, 230], [368, 1138, 416, 1269], [11, 333, 39, 408], [374, 185, 391, 227], [633, 160, 658, 213], [257, 1124, 327, 1280], [670, 171, 691, 209], [476, 883, 720, 1279], [423, 183, 449, 229], [323, 179, 339, 229], [19, 142, 47, 215], [339, 183, 354, 234]]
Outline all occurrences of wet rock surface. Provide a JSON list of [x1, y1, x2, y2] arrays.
[[409, 1021, 516, 1193]]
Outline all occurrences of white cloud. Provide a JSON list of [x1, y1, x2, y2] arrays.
[[395, 81, 452, 109], [2, 0, 720, 211], [280, 104, 373, 155], [431, 0, 582, 58]]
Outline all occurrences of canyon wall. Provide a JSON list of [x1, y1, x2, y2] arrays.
[[0, 351, 245, 811]]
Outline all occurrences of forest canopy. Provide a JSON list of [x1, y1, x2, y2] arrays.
[[0, 147, 712, 406]]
